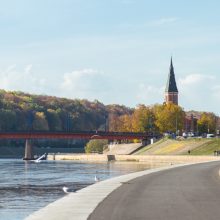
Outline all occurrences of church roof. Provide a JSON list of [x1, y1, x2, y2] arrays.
[[165, 57, 178, 93]]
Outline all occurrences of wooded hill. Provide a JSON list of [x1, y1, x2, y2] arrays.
[[0, 89, 218, 148], [0, 89, 133, 132]]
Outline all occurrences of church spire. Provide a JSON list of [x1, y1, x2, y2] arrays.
[[170, 56, 173, 72], [165, 57, 178, 105], [165, 57, 178, 93]]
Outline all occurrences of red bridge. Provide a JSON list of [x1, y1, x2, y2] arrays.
[[0, 131, 159, 160], [0, 131, 156, 140]]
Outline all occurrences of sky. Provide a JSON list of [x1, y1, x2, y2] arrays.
[[0, 0, 220, 114]]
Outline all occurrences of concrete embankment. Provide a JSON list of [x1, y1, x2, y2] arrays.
[[48, 153, 220, 165], [105, 143, 142, 155]]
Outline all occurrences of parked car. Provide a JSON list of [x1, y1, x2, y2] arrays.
[[207, 134, 215, 138]]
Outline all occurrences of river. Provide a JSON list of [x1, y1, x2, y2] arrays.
[[0, 159, 154, 220]]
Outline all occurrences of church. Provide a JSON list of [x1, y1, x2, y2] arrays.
[[165, 58, 178, 105], [164, 58, 198, 133]]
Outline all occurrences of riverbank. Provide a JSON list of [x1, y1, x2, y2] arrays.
[[25, 159, 220, 220], [48, 153, 220, 165]]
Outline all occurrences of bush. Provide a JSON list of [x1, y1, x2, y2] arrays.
[[85, 139, 108, 153]]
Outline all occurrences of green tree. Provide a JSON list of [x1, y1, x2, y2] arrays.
[[85, 139, 108, 153]]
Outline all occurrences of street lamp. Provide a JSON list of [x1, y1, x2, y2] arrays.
[[175, 113, 178, 135]]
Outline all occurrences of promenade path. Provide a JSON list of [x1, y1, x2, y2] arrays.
[[89, 161, 220, 220]]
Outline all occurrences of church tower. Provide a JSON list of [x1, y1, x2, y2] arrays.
[[165, 57, 178, 105]]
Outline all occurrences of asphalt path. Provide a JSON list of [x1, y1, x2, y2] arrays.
[[88, 161, 220, 220]]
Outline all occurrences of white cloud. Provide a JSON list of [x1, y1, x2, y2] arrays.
[[177, 73, 219, 112], [60, 69, 100, 90], [178, 74, 214, 86], [178, 74, 215, 101], [59, 68, 109, 100], [0, 64, 47, 93], [136, 83, 164, 104]]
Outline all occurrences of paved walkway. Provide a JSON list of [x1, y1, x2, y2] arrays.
[[89, 161, 220, 220]]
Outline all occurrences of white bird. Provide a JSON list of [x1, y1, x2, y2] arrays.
[[62, 186, 69, 193], [94, 175, 100, 182]]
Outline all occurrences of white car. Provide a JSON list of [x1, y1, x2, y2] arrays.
[[207, 134, 215, 138]]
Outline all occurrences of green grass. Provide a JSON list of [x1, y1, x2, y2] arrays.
[[190, 139, 220, 155], [135, 137, 168, 155], [135, 137, 220, 156]]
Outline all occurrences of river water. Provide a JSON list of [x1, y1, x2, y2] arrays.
[[0, 159, 154, 220]]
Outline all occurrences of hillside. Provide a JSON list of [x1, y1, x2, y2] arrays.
[[135, 138, 220, 155], [0, 89, 133, 132]]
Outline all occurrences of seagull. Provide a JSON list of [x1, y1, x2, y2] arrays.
[[62, 186, 76, 193], [94, 175, 100, 182], [62, 186, 69, 193]]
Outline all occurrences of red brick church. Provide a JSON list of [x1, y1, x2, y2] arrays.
[[165, 58, 199, 133]]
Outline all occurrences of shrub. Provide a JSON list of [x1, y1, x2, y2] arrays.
[[85, 139, 108, 153]]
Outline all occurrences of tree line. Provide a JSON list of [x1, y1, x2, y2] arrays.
[[0, 90, 132, 132], [0, 89, 218, 135], [108, 104, 219, 135]]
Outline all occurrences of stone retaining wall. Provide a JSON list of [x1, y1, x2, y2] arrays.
[[47, 153, 220, 164]]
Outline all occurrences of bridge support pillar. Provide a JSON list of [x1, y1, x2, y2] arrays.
[[23, 139, 34, 160]]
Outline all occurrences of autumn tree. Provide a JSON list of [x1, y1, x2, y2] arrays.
[[153, 103, 185, 133], [32, 112, 49, 130], [46, 109, 62, 131], [197, 112, 217, 134], [131, 105, 155, 132], [119, 114, 133, 132], [108, 113, 124, 131]]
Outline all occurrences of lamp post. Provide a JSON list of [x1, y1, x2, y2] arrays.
[[175, 113, 178, 135]]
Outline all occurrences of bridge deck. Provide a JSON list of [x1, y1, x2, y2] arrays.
[[0, 131, 156, 140]]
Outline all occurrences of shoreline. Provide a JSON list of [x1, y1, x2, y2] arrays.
[[47, 153, 220, 165], [26, 157, 220, 220]]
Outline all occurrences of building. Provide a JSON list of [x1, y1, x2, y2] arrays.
[[164, 58, 197, 133], [184, 112, 199, 134], [165, 57, 178, 105]]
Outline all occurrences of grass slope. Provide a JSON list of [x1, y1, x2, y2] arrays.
[[190, 138, 220, 155], [135, 138, 220, 155]]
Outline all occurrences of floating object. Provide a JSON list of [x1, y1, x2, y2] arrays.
[[34, 153, 47, 163]]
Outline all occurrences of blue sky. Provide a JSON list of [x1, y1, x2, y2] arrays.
[[0, 0, 220, 114]]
